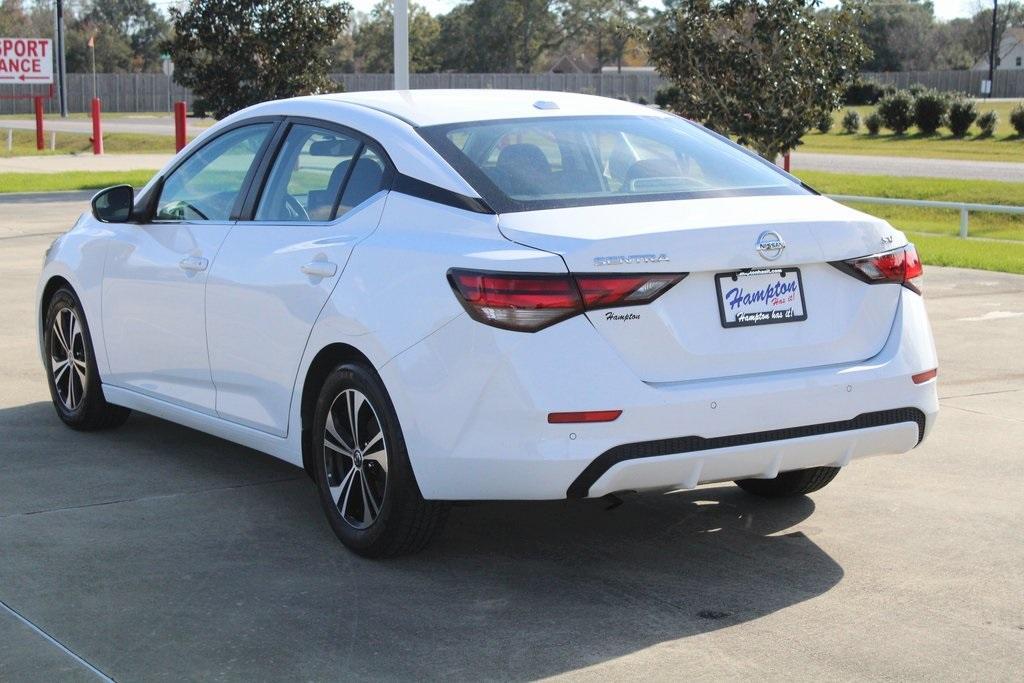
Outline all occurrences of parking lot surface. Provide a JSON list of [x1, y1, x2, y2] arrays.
[[1, 194, 1022, 681]]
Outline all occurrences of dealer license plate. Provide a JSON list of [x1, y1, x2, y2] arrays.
[[715, 268, 807, 328]]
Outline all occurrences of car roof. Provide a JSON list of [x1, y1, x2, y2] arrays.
[[317, 89, 669, 127]]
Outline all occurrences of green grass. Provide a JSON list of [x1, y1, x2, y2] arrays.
[[796, 170, 1024, 242], [793, 170, 1024, 274], [0, 128, 191, 156], [798, 100, 1024, 162], [0, 170, 157, 193], [906, 231, 1024, 275]]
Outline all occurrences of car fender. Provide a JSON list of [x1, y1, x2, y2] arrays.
[[36, 214, 113, 376]]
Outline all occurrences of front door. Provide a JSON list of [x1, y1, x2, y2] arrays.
[[102, 123, 275, 412], [206, 122, 390, 435]]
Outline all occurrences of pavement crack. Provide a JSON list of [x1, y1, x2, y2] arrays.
[[0, 598, 116, 682], [939, 388, 1023, 400], [0, 475, 304, 519], [0, 231, 65, 241], [939, 403, 1024, 424]]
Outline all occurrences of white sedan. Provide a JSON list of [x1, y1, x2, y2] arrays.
[[37, 90, 938, 556]]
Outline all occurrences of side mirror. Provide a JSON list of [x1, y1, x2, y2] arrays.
[[91, 185, 135, 223]]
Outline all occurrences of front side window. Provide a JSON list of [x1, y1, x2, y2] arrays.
[[419, 115, 807, 212], [155, 124, 272, 221]]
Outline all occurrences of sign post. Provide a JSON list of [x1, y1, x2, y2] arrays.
[[34, 95, 44, 150]]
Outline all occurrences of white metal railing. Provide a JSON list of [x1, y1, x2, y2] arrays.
[[827, 194, 1024, 239]]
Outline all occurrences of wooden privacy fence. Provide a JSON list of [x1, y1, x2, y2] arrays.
[[0, 72, 667, 115], [862, 70, 1024, 98], [2, 70, 1019, 115]]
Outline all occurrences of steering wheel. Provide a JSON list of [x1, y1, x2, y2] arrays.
[[159, 199, 209, 221], [284, 195, 309, 221]]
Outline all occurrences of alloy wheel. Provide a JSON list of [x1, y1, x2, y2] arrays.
[[50, 307, 87, 411], [323, 388, 389, 529]]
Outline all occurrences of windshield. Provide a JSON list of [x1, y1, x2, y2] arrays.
[[419, 115, 808, 213]]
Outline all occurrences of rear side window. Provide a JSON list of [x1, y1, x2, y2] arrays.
[[337, 147, 387, 214], [156, 124, 272, 221], [255, 125, 364, 222], [419, 115, 807, 212]]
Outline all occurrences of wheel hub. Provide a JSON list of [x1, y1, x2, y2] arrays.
[[322, 388, 389, 530]]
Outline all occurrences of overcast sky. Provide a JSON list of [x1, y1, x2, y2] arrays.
[[343, 0, 980, 22]]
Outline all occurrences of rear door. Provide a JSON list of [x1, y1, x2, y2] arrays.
[[205, 120, 391, 436]]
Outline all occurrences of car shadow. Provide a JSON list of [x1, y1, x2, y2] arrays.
[[0, 401, 843, 680]]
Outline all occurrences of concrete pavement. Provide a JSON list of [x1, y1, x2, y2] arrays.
[[0, 153, 169, 174], [791, 151, 1024, 182], [1, 194, 1022, 680]]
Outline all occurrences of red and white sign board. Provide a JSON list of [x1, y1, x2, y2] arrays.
[[0, 38, 53, 84]]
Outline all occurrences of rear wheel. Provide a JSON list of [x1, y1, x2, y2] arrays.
[[312, 363, 448, 557], [734, 466, 840, 498], [43, 287, 130, 430]]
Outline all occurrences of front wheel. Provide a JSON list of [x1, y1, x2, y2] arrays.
[[312, 363, 448, 557], [734, 466, 840, 498], [43, 287, 130, 431]]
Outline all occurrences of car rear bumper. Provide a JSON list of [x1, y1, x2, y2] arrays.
[[380, 289, 938, 500]]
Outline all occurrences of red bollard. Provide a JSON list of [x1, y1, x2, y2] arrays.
[[783, 152, 791, 172], [91, 97, 103, 155], [34, 96, 44, 151], [174, 101, 187, 152]]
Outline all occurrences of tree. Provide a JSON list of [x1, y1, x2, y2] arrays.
[[964, 1, 1024, 70], [353, 1, 441, 72], [648, 0, 869, 159], [167, 0, 352, 119], [80, 0, 171, 72], [562, 0, 647, 71], [437, 0, 564, 72], [856, 0, 938, 72]]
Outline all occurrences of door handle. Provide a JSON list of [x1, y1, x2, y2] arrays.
[[179, 256, 209, 272], [301, 261, 338, 278]]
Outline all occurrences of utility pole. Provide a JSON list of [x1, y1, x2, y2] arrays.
[[988, 0, 998, 99], [393, 0, 409, 90], [55, 0, 68, 117]]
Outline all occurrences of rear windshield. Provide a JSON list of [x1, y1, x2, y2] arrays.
[[418, 115, 808, 213]]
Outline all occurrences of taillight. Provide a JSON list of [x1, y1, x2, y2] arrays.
[[447, 269, 686, 332], [832, 244, 923, 293]]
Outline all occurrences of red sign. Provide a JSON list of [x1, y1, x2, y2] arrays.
[[0, 38, 53, 84]]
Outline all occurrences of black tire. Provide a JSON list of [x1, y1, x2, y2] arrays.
[[734, 466, 840, 498], [43, 287, 131, 431], [312, 362, 448, 557]]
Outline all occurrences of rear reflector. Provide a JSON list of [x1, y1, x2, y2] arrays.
[[833, 244, 923, 293], [548, 410, 622, 424], [448, 269, 686, 332], [912, 368, 938, 384]]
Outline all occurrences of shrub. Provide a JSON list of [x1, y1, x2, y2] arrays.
[[816, 111, 834, 133], [947, 97, 978, 137], [912, 90, 948, 135], [907, 83, 927, 97], [843, 79, 884, 105], [977, 110, 998, 137], [877, 91, 915, 134], [654, 85, 681, 110], [865, 112, 882, 135], [841, 109, 860, 134], [1011, 104, 1024, 136]]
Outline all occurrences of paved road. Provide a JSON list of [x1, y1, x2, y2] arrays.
[[791, 152, 1024, 182], [1, 116, 209, 136], [1, 195, 1022, 680], [0, 153, 170, 174]]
